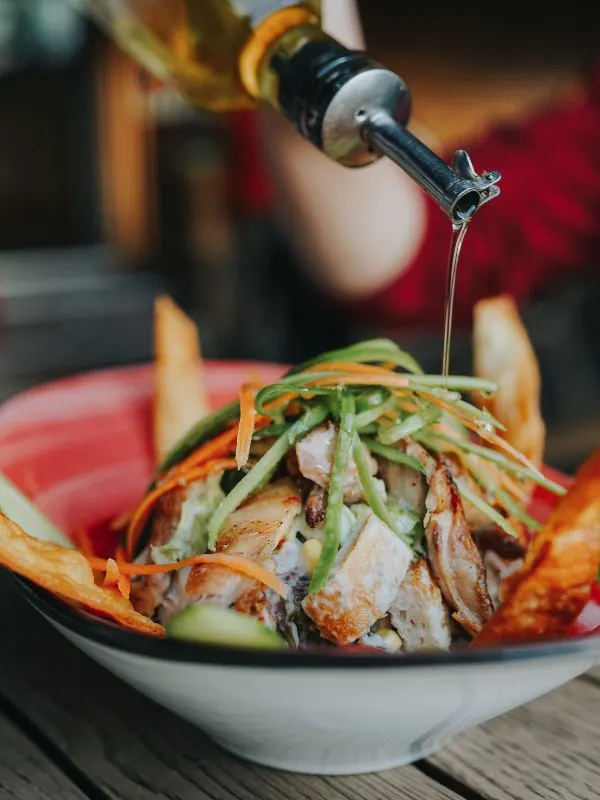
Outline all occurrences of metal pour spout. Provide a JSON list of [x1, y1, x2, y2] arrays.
[[361, 110, 501, 222], [270, 36, 501, 222]]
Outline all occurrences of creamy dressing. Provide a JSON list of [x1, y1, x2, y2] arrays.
[[152, 474, 224, 564]]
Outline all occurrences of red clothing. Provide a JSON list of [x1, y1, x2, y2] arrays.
[[231, 59, 600, 331]]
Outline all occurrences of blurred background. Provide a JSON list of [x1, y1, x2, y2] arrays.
[[1, 0, 600, 473]]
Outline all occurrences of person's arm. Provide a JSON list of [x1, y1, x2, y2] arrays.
[[258, 0, 428, 297]]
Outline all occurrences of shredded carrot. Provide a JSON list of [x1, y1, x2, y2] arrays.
[[499, 473, 530, 503], [109, 509, 134, 532], [307, 360, 397, 377], [414, 390, 539, 474], [166, 426, 241, 478], [114, 545, 131, 599], [236, 384, 257, 470], [308, 373, 410, 390], [125, 458, 238, 557], [246, 366, 264, 386], [88, 552, 288, 599], [163, 393, 297, 480]]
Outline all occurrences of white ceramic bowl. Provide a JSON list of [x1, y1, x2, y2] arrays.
[[1, 363, 599, 775]]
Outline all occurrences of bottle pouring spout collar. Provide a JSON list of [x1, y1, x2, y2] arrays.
[[448, 150, 501, 222]]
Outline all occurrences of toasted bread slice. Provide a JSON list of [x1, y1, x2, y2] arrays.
[[473, 295, 545, 467]]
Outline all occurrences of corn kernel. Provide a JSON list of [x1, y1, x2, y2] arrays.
[[301, 538, 323, 574], [378, 628, 403, 653]]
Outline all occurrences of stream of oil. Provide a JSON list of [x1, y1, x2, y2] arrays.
[[441, 220, 470, 377]]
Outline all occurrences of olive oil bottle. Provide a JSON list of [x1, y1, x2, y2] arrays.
[[73, 1, 500, 221]]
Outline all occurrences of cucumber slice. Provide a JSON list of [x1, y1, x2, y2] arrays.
[[166, 604, 285, 650]]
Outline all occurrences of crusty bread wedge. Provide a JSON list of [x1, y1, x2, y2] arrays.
[[0, 513, 163, 636], [153, 296, 209, 464], [473, 449, 600, 647], [473, 295, 545, 468]]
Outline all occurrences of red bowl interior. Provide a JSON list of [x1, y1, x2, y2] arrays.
[[0, 361, 597, 639]]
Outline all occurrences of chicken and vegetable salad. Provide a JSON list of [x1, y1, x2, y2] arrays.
[[0, 296, 598, 652]]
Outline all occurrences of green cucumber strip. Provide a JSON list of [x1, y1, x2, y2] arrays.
[[378, 405, 441, 445], [355, 388, 392, 414], [309, 395, 356, 594], [353, 435, 413, 547], [251, 423, 291, 440], [0, 472, 70, 547], [408, 376, 498, 392], [423, 431, 566, 496], [167, 604, 285, 650], [494, 488, 543, 532], [361, 437, 427, 474], [456, 482, 521, 539], [465, 455, 543, 533], [287, 339, 424, 376], [354, 395, 397, 430], [158, 401, 239, 475]]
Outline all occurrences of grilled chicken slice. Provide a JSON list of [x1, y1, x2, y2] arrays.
[[130, 488, 186, 618], [184, 479, 301, 608], [302, 510, 412, 645], [405, 440, 436, 476], [389, 559, 451, 651], [425, 460, 493, 636], [296, 422, 377, 503], [379, 443, 428, 515], [130, 569, 172, 619]]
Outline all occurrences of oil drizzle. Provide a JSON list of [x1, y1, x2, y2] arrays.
[[441, 221, 470, 377]]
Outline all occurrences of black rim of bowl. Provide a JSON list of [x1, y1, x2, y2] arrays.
[[15, 576, 600, 669]]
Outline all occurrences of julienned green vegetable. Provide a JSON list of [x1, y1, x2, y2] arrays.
[[353, 435, 411, 547], [309, 394, 356, 593], [378, 405, 442, 445]]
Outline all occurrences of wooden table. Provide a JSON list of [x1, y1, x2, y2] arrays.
[[1, 573, 598, 800]]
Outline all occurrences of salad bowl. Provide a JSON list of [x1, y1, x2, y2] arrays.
[[0, 362, 599, 775]]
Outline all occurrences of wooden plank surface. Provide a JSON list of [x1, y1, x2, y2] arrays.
[[0, 708, 87, 800], [586, 665, 600, 682], [0, 574, 463, 800], [430, 677, 600, 800]]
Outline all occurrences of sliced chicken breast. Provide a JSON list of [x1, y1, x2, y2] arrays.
[[130, 489, 186, 618], [302, 510, 412, 645], [389, 559, 451, 651], [130, 570, 172, 619], [379, 448, 428, 516], [296, 422, 377, 503], [184, 479, 301, 607], [425, 460, 493, 636]]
